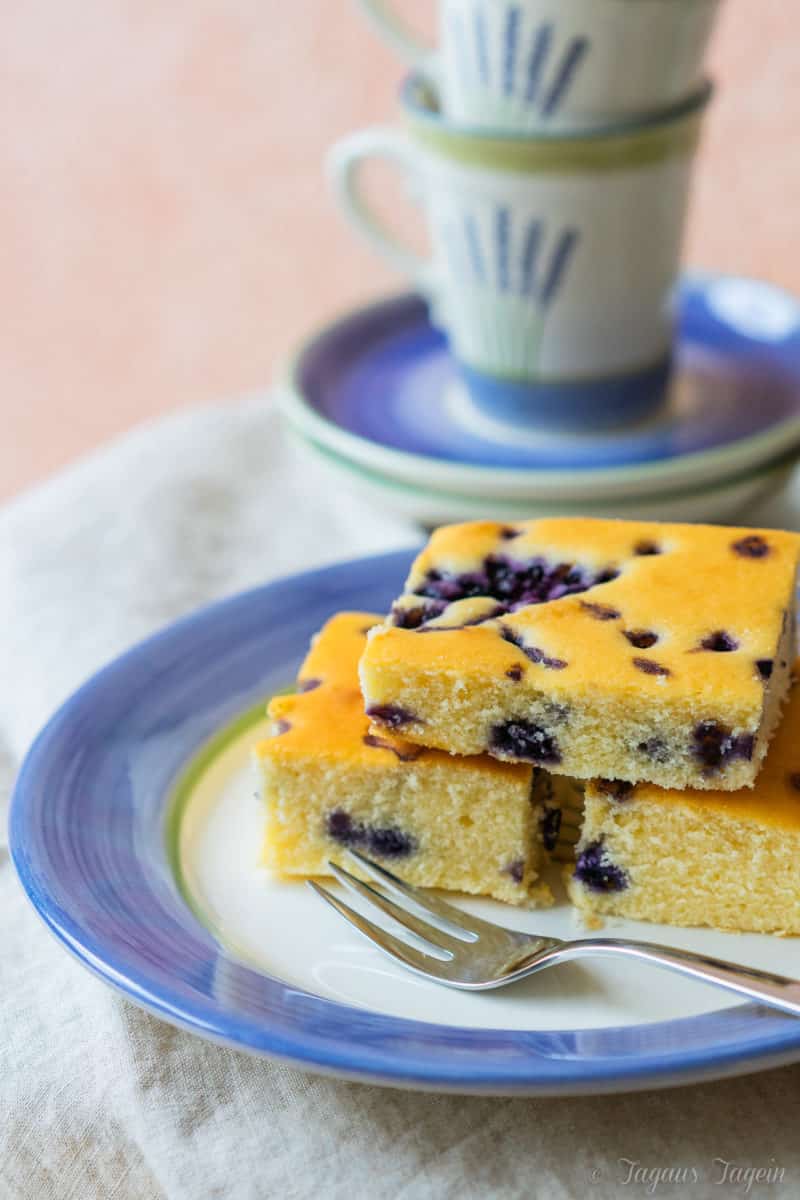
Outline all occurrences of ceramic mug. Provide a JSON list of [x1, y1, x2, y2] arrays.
[[328, 76, 711, 431], [357, 0, 719, 131]]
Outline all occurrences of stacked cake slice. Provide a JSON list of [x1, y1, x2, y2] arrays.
[[568, 692, 800, 934], [360, 517, 799, 790], [258, 517, 800, 933], [256, 612, 555, 906]]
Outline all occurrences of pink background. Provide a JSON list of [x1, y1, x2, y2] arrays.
[[3, 1, 798, 500]]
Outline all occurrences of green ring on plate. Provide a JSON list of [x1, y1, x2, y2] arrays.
[[164, 696, 272, 920]]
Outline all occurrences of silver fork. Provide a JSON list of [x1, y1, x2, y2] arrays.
[[308, 849, 800, 1017]]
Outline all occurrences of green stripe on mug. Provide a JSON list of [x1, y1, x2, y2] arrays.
[[402, 75, 711, 172]]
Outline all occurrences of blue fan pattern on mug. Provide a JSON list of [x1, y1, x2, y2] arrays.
[[448, 3, 590, 118], [443, 209, 579, 305]]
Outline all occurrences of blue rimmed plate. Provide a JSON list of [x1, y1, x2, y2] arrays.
[[279, 275, 800, 501], [10, 552, 800, 1093]]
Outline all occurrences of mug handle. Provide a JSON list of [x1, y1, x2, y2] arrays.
[[356, 0, 438, 73], [327, 127, 437, 299]]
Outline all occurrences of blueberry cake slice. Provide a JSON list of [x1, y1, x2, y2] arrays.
[[359, 518, 799, 791], [568, 667, 800, 934], [256, 612, 553, 906]]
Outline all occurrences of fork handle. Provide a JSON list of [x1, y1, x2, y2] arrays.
[[559, 938, 800, 1018]]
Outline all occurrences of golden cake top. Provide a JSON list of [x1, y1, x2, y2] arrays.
[[588, 665, 800, 830], [256, 611, 531, 781], [365, 517, 800, 712]]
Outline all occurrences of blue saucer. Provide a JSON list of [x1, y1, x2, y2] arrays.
[[284, 275, 800, 475]]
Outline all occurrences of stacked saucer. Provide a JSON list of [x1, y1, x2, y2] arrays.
[[279, 1, 800, 523], [280, 273, 800, 524]]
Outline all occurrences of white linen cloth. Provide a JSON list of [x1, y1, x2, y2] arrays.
[[2, 396, 800, 1200]]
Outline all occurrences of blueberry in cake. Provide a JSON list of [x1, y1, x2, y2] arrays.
[[534, 770, 584, 864], [255, 612, 555, 906], [359, 518, 799, 791], [568, 666, 800, 934]]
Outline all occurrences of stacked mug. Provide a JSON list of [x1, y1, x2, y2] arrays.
[[329, 0, 719, 432]]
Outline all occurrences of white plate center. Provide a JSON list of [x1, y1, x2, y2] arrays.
[[178, 719, 800, 1032]]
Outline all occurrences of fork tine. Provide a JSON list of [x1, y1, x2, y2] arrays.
[[344, 848, 503, 939], [327, 861, 459, 956], [307, 880, 453, 976]]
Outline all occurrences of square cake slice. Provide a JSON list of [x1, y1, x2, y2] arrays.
[[359, 518, 799, 791], [567, 667, 800, 934], [256, 611, 553, 906]]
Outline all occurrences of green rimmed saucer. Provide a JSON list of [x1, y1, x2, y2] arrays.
[[290, 426, 796, 527]]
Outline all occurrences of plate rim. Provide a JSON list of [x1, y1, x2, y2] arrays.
[[10, 550, 800, 1094], [291, 424, 798, 511], [279, 274, 800, 499]]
